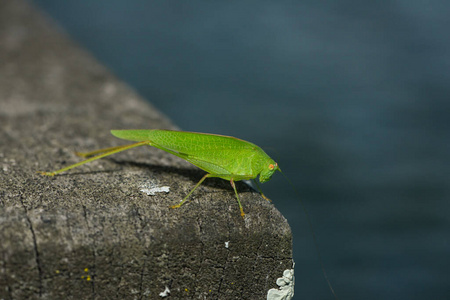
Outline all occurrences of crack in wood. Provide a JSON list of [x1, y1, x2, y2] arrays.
[[20, 196, 43, 296]]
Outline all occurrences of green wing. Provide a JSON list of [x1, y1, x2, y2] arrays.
[[111, 129, 264, 178]]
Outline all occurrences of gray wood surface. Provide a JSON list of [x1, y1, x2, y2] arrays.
[[0, 1, 293, 299]]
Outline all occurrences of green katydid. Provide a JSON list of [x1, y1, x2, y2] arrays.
[[39, 129, 280, 217]]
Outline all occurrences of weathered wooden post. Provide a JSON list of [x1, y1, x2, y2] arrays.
[[0, 1, 294, 299]]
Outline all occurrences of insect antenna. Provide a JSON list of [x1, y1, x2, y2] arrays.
[[279, 170, 339, 300]]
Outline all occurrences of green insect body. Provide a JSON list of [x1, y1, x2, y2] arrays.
[[39, 129, 280, 217]]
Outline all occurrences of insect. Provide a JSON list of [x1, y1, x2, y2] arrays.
[[39, 129, 280, 217]]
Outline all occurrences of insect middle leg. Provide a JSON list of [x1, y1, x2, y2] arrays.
[[230, 178, 246, 218], [170, 173, 211, 209], [170, 174, 248, 218]]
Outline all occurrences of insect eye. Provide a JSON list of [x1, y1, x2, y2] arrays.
[[268, 164, 274, 170]]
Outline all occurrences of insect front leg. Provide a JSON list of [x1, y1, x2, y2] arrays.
[[252, 180, 272, 202]]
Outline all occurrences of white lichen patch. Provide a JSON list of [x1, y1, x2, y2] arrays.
[[267, 265, 295, 300], [159, 286, 170, 297], [141, 186, 170, 195], [140, 182, 170, 196]]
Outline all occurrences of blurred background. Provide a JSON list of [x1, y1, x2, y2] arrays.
[[33, 1, 450, 299]]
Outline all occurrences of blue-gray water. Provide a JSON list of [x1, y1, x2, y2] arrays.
[[33, 1, 450, 299]]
